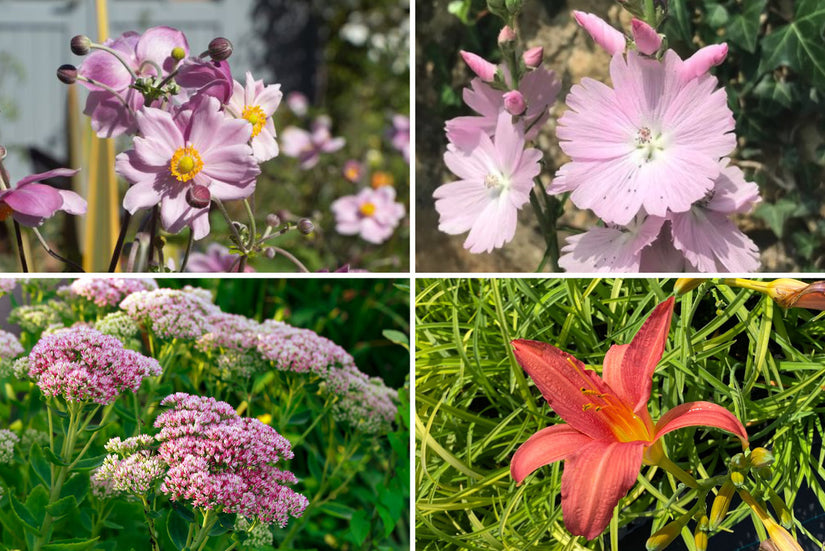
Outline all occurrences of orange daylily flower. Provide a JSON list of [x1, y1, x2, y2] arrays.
[[510, 297, 749, 540]]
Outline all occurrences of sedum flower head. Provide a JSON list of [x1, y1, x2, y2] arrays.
[[95, 311, 140, 340], [93, 434, 165, 496], [257, 320, 356, 375], [0, 329, 24, 377], [0, 429, 19, 464], [67, 278, 158, 307], [27, 327, 161, 404], [9, 304, 65, 334], [120, 287, 220, 340]]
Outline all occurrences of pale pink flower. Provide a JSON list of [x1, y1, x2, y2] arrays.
[[435, 112, 542, 253], [115, 96, 259, 239], [175, 58, 233, 105], [286, 91, 309, 116], [67, 278, 158, 307], [668, 162, 761, 272], [281, 118, 345, 169], [120, 287, 220, 340], [445, 66, 560, 143], [559, 215, 664, 272], [331, 186, 406, 244], [573, 11, 626, 56], [0, 169, 86, 227], [227, 71, 283, 162], [552, 49, 736, 225]]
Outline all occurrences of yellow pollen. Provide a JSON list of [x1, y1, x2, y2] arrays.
[[242, 105, 267, 138], [0, 203, 12, 221], [169, 145, 204, 183], [359, 202, 376, 217]]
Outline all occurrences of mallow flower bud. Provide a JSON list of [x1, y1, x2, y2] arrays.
[[503, 90, 526, 115], [631, 18, 662, 55], [498, 26, 516, 45], [70, 35, 92, 56], [459, 51, 497, 82], [57, 64, 78, 84], [208, 37, 233, 61], [522, 46, 543, 68]]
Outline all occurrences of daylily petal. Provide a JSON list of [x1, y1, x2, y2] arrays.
[[654, 401, 749, 449], [602, 297, 674, 413], [511, 425, 593, 484], [561, 440, 645, 540], [511, 339, 616, 440]]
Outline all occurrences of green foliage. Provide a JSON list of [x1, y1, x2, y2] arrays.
[[415, 278, 825, 549]]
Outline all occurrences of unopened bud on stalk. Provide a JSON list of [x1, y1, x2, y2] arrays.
[[70, 35, 92, 56], [264, 247, 276, 259], [631, 18, 662, 55], [767, 489, 793, 529], [503, 90, 526, 115], [731, 471, 746, 488], [266, 213, 281, 227], [759, 540, 781, 551], [674, 278, 707, 294], [522, 46, 543, 68], [498, 25, 516, 45], [750, 447, 774, 469], [57, 64, 78, 84], [694, 530, 708, 551], [646, 515, 690, 551], [709, 480, 736, 529], [185, 184, 211, 209], [208, 37, 233, 61], [297, 218, 315, 235], [459, 51, 497, 82], [730, 453, 749, 471], [171, 47, 187, 62]]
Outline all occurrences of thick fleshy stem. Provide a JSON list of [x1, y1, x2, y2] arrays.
[[108, 210, 132, 272]]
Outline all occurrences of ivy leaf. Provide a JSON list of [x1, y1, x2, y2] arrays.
[[447, 0, 473, 25], [754, 198, 805, 237], [664, 0, 693, 43], [727, 0, 766, 53], [760, 0, 825, 91]]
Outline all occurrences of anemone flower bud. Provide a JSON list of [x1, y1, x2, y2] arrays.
[[70, 35, 92, 56], [264, 247, 276, 259], [572, 11, 626, 56], [266, 213, 281, 227], [503, 90, 527, 115], [709, 480, 736, 529], [750, 447, 774, 469], [459, 50, 497, 82], [0, 145, 6, 159], [298, 218, 315, 234], [186, 184, 211, 209], [208, 37, 233, 61], [498, 25, 516, 45], [680, 43, 728, 82], [56, 64, 78, 84], [522, 46, 543, 68], [631, 18, 662, 55]]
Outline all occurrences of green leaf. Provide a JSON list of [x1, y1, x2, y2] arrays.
[[760, 0, 825, 91], [61, 473, 90, 506], [71, 454, 106, 472], [319, 502, 355, 519], [9, 493, 39, 533], [25, 484, 50, 526], [753, 75, 796, 110], [664, 0, 693, 43], [29, 443, 51, 488], [45, 496, 77, 519], [754, 198, 805, 237], [43, 447, 68, 467], [704, 1, 729, 28], [41, 538, 99, 551], [375, 503, 397, 538], [382, 329, 409, 349], [447, 0, 473, 25], [348, 509, 370, 546], [726, 0, 766, 52], [387, 432, 407, 462], [208, 513, 236, 537], [166, 509, 189, 551]]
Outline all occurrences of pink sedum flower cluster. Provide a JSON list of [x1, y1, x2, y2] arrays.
[[93, 435, 165, 496], [120, 287, 220, 340], [26, 327, 161, 404], [154, 393, 308, 526], [331, 186, 406, 244], [435, 44, 559, 253], [555, 12, 760, 272], [0, 329, 24, 362], [0, 279, 16, 294], [65, 278, 158, 307]]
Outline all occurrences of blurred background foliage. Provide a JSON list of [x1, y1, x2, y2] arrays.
[[416, 0, 825, 271]]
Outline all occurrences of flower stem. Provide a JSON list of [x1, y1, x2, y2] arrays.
[[31, 227, 84, 272], [268, 246, 310, 273], [656, 455, 698, 489], [108, 210, 132, 272], [12, 221, 29, 272], [179, 227, 195, 272], [140, 496, 162, 551]]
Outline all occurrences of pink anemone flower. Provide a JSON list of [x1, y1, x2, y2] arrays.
[[115, 96, 259, 240], [510, 297, 749, 540], [280, 118, 346, 169], [0, 168, 86, 226], [226, 71, 283, 163], [331, 186, 406, 244]]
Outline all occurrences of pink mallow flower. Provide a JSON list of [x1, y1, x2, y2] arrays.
[[27, 327, 161, 405], [510, 298, 749, 540], [78, 26, 189, 137], [0, 169, 86, 227], [552, 49, 736, 226], [226, 72, 283, 163], [445, 66, 560, 144], [435, 112, 542, 254], [115, 96, 260, 240], [331, 186, 406, 244], [280, 118, 346, 169]]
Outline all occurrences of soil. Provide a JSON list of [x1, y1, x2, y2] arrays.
[[415, 0, 791, 273]]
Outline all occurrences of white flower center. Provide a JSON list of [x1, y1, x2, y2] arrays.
[[631, 126, 667, 165], [484, 172, 508, 197]]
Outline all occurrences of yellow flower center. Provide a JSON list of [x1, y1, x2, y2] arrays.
[[242, 105, 267, 138], [371, 171, 394, 189], [0, 203, 12, 221], [359, 202, 376, 217], [169, 145, 204, 183]]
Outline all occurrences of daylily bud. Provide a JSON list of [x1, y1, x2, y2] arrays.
[[522, 46, 543, 68], [171, 47, 187, 62], [503, 90, 527, 115], [759, 540, 781, 551], [266, 213, 281, 227], [298, 218, 315, 235], [56, 64, 78, 84], [765, 523, 804, 551], [208, 37, 233, 61], [770, 279, 825, 310], [694, 529, 708, 551], [730, 453, 749, 471], [674, 278, 706, 294], [731, 471, 746, 488], [70, 35, 92, 56], [709, 480, 735, 529], [459, 50, 497, 82], [498, 25, 516, 45], [572, 11, 626, 56], [680, 43, 728, 82], [767, 489, 793, 529], [631, 18, 662, 55], [186, 184, 211, 209], [750, 447, 774, 469], [646, 515, 689, 551]]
